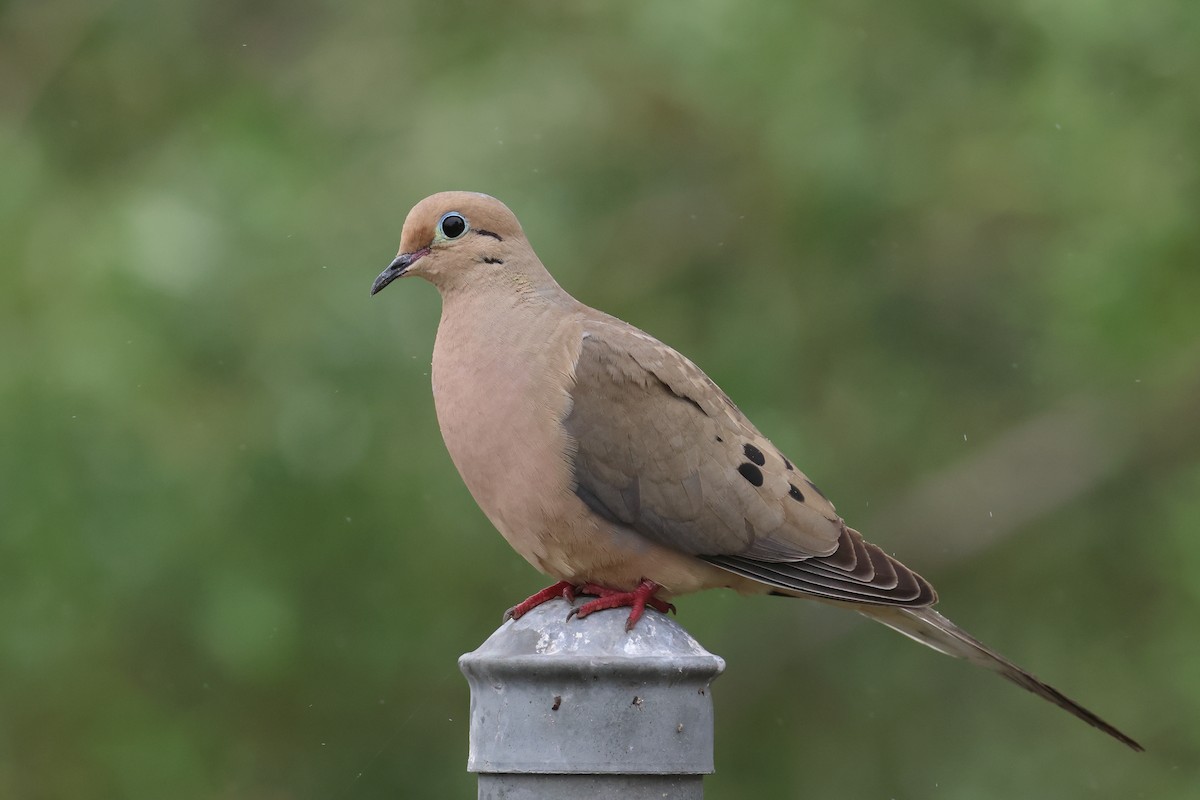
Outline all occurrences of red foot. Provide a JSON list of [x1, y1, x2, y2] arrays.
[[504, 580, 576, 622], [567, 579, 676, 631]]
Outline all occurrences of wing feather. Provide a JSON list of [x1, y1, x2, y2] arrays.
[[565, 317, 935, 607]]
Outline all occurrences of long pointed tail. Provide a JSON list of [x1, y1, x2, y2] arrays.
[[860, 605, 1143, 751]]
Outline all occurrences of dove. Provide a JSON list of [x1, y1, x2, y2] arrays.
[[370, 191, 1142, 751]]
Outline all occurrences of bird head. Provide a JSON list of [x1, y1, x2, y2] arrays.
[[371, 191, 532, 295]]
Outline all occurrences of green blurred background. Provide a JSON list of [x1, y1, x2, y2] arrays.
[[3, 0, 1198, 797]]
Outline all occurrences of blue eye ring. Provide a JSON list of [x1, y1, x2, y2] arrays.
[[438, 212, 468, 240]]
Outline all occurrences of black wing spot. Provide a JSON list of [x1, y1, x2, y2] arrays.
[[737, 462, 764, 487], [780, 453, 794, 471], [715, 436, 724, 443], [804, 479, 827, 501], [742, 443, 765, 466], [788, 483, 804, 502]]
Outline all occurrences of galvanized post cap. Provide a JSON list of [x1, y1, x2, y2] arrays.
[[459, 599, 725, 775]]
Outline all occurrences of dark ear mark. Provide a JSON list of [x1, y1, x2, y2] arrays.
[[476, 229, 503, 241]]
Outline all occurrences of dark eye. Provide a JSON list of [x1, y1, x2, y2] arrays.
[[439, 212, 467, 239]]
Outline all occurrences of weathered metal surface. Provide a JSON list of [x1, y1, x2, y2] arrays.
[[459, 598, 725, 797]]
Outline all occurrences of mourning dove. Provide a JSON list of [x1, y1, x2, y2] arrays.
[[371, 191, 1142, 751]]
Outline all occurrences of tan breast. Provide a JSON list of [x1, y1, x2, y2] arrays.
[[430, 292, 585, 569]]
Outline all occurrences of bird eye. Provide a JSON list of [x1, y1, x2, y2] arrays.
[[439, 212, 468, 240]]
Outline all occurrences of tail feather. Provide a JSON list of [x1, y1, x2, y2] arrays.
[[860, 605, 1143, 751]]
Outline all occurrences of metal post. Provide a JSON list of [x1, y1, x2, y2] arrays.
[[459, 598, 726, 799]]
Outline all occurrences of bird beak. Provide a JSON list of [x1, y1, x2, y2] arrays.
[[371, 248, 428, 295]]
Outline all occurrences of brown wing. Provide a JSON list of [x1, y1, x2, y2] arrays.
[[564, 316, 935, 606]]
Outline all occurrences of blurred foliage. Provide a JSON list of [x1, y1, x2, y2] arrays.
[[2, 0, 1198, 797]]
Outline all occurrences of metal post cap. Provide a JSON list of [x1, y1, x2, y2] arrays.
[[459, 598, 726, 776]]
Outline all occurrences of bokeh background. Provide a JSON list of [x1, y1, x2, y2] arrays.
[[3, 0, 1198, 797]]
